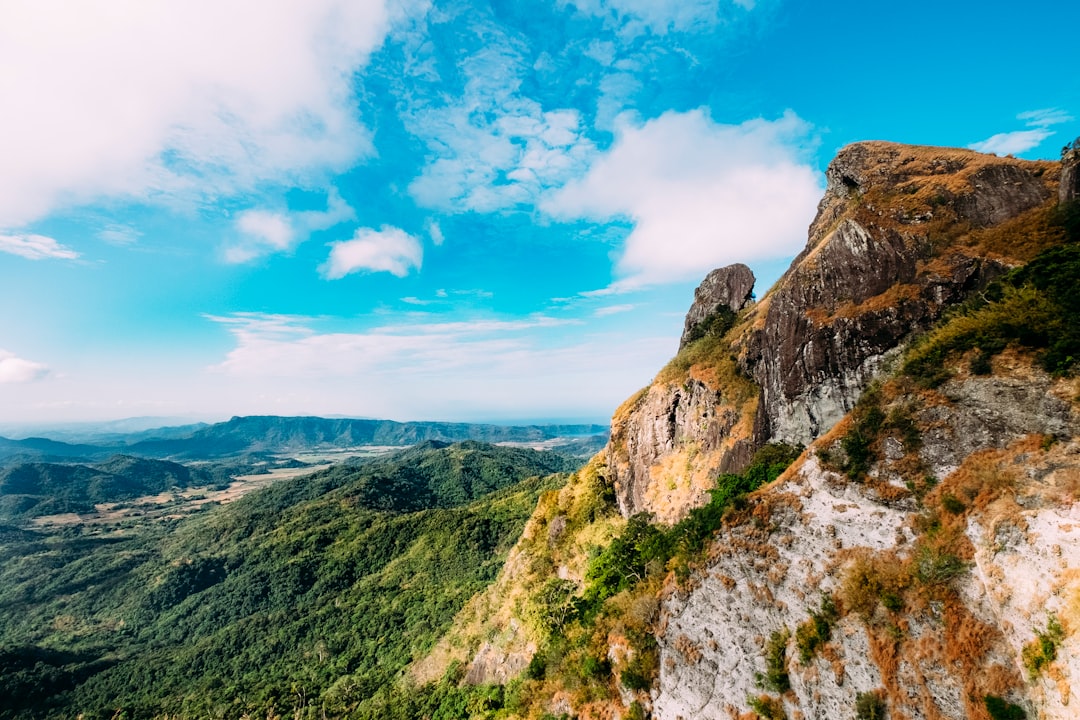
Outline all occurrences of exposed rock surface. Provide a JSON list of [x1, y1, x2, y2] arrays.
[[654, 364, 1080, 720], [741, 142, 1054, 446], [420, 141, 1077, 720], [679, 263, 755, 350], [1062, 139, 1080, 203], [609, 142, 1059, 522], [608, 378, 756, 522]]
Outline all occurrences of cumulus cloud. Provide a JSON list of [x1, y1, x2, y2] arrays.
[[0, 234, 80, 260], [969, 107, 1073, 156], [0, 0, 395, 231], [226, 189, 355, 263], [0, 350, 49, 383], [543, 108, 821, 289], [321, 226, 423, 279]]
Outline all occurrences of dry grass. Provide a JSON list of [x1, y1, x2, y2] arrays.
[[961, 202, 1065, 263]]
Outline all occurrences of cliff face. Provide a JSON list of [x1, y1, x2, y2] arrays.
[[655, 356, 1080, 720], [609, 142, 1059, 521], [415, 140, 1078, 720]]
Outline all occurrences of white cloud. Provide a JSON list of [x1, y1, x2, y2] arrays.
[[1017, 108, 1073, 126], [0, 0, 396, 232], [226, 189, 355, 263], [594, 303, 636, 317], [427, 220, 445, 246], [321, 226, 422, 279], [968, 129, 1055, 157], [206, 312, 574, 378], [202, 311, 665, 419], [560, 0, 753, 35], [403, 18, 596, 212], [544, 108, 821, 288], [98, 224, 141, 246], [0, 350, 49, 383], [969, 107, 1073, 156], [0, 233, 80, 260]]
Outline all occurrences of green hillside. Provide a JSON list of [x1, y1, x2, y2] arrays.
[[0, 442, 575, 719]]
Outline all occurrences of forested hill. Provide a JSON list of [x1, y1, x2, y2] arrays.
[[0, 441, 577, 719], [0, 455, 213, 520]]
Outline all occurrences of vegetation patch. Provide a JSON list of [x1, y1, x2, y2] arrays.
[[795, 595, 838, 664], [748, 693, 787, 720], [904, 209, 1080, 386], [1022, 614, 1065, 680], [854, 690, 887, 720], [757, 628, 790, 693], [984, 694, 1026, 720]]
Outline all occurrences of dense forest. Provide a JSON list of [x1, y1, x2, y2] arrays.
[[0, 441, 577, 719]]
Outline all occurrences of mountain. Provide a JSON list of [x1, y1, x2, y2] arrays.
[[127, 415, 606, 458], [0, 442, 577, 718], [401, 140, 1080, 720], [0, 455, 213, 519], [0, 417, 609, 463]]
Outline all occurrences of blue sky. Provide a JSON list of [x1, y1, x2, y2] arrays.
[[1, 0, 1078, 426]]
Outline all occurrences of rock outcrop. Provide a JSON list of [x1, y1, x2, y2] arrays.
[[1062, 138, 1080, 203], [608, 142, 1059, 522], [742, 142, 1055, 446], [679, 263, 755, 350]]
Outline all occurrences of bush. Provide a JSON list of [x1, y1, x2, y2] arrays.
[[747, 694, 786, 720], [940, 493, 965, 515], [855, 690, 886, 720], [1022, 614, 1065, 679], [795, 596, 838, 663], [757, 629, 790, 693], [984, 695, 1026, 720], [914, 545, 967, 585], [683, 307, 737, 345]]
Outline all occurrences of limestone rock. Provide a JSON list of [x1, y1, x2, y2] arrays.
[[1061, 138, 1080, 203], [679, 263, 755, 350], [741, 142, 1055, 446]]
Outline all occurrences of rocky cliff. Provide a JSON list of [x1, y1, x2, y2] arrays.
[[413, 140, 1079, 720], [609, 142, 1060, 522]]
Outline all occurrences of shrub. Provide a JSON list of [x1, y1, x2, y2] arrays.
[[984, 695, 1026, 720], [913, 545, 967, 585], [757, 629, 790, 692], [855, 690, 887, 720], [526, 578, 579, 635], [747, 694, 786, 720], [1022, 614, 1065, 680], [840, 554, 911, 617], [795, 596, 838, 663], [940, 493, 965, 515], [683, 307, 737, 345]]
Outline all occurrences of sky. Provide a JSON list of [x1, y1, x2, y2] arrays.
[[1, 0, 1078, 428]]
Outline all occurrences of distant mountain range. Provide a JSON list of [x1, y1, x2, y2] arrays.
[[0, 415, 608, 463]]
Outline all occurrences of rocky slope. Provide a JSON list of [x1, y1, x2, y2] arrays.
[[609, 142, 1060, 522], [412, 140, 1078, 720]]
